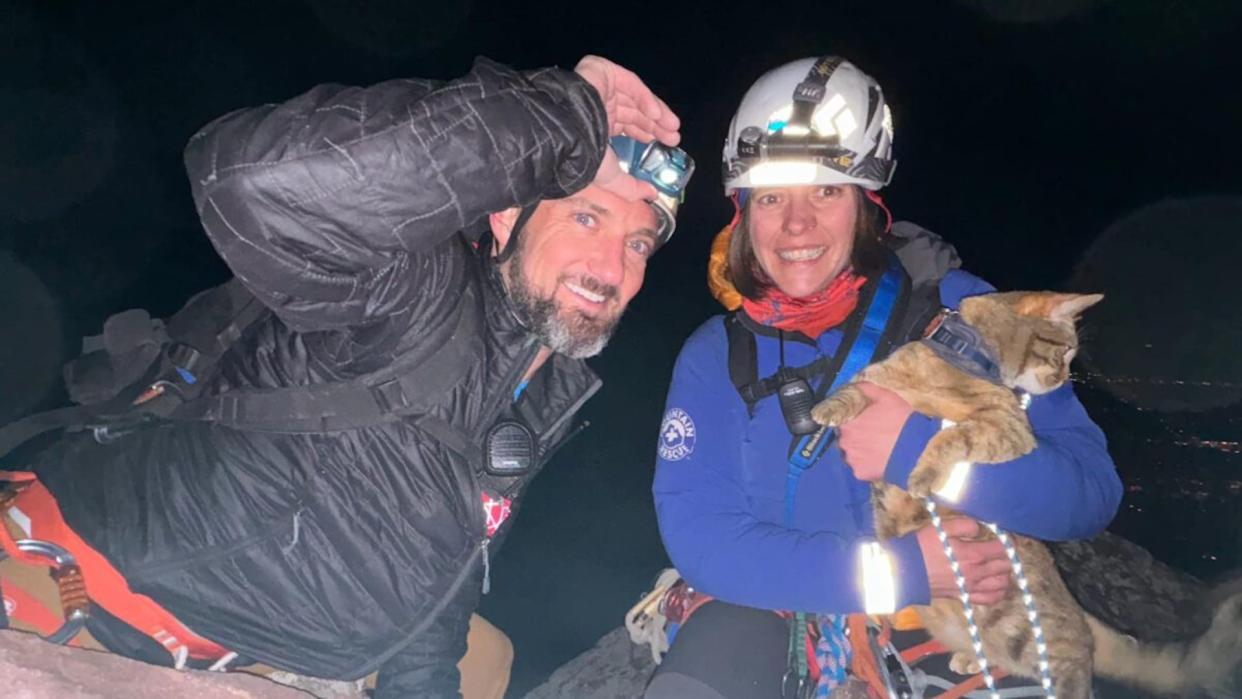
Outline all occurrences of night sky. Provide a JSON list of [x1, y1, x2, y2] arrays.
[[3, 2, 1242, 696]]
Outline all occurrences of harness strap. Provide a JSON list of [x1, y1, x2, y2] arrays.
[[787, 611, 810, 690], [921, 309, 1002, 384], [936, 671, 998, 699], [0, 472, 228, 662], [783, 260, 905, 527], [1, 571, 63, 636], [844, 613, 1023, 699], [900, 638, 948, 664], [847, 615, 891, 696]]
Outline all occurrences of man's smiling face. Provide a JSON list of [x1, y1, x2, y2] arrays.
[[496, 183, 659, 358]]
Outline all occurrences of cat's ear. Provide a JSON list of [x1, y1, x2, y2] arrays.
[[1011, 292, 1104, 320], [1048, 293, 1104, 322]]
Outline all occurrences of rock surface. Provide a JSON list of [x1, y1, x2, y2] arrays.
[[1049, 531, 1217, 640], [0, 629, 313, 699], [522, 627, 655, 699]]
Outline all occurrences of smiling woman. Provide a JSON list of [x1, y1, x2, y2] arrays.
[[647, 56, 1123, 699], [728, 183, 889, 300]]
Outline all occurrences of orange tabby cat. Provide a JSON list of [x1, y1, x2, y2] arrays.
[[812, 291, 1241, 698]]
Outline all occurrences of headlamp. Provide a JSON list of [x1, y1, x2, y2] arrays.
[[610, 135, 694, 244], [612, 135, 695, 198], [736, 124, 861, 180]]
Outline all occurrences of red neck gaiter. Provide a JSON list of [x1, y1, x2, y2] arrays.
[[741, 269, 867, 338]]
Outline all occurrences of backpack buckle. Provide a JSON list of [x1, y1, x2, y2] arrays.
[[88, 413, 158, 444], [166, 343, 203, 384], [370, 379, 411, 413]]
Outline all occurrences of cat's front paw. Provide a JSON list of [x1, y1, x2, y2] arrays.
[[811, 385, 868, 427], [810, 398, 842, 427], [949, 651, 981, 675], [905, 464, 944, 499]]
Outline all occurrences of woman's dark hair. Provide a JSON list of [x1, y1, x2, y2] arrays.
[[726, 186, 888, 301]]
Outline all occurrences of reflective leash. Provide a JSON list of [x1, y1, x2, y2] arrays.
[[925, 502, 1055, 698], [922, 389, 1054, 699]]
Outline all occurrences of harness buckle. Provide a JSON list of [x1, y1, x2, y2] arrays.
[[921, 308, 953, 339]]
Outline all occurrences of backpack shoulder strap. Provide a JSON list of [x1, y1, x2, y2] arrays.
[[725, 313, 760, 413], [163, 278, 269, 383], [176, 281, 483, 433]]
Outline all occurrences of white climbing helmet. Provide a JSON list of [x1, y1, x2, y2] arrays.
[[722, 56, 896, 194]]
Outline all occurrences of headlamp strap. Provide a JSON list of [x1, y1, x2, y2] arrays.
[[786, 56, 843, 133], [494, 203, 539, 265]]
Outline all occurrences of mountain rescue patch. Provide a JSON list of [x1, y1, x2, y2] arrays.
[[659, 408, 696, 461]]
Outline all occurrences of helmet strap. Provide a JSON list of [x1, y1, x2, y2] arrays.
[[864, 189, 893, 234]]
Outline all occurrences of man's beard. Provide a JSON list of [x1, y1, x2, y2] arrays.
[[503, 237, 622, 359]]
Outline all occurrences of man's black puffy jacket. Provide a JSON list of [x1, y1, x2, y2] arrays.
[[34, 57, 609, 696]]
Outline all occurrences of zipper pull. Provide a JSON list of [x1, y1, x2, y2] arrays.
[[480, 538, 491, 595]]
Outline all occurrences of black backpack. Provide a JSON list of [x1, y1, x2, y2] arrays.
[[0, 275, 480, 458]]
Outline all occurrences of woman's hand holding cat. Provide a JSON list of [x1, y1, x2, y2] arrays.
[[837, 382, 913, 482], [917, 517, 1012, 605]]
